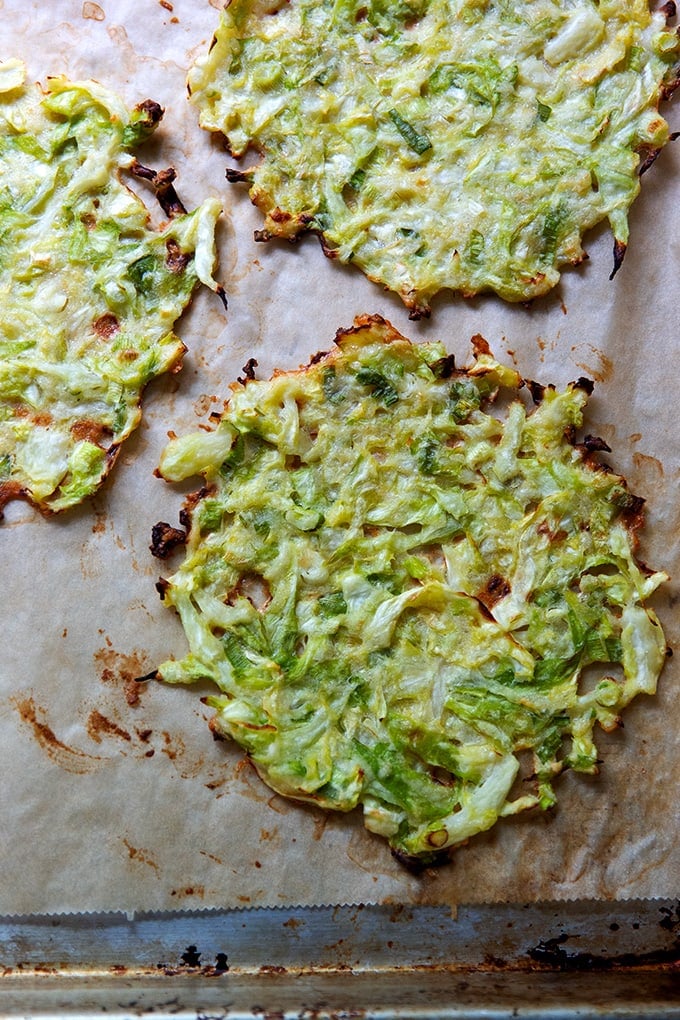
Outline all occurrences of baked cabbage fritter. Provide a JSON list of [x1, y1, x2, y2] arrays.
[[189, 0, 679, 317], [0, 60, 221, 515], [155, 316, 667, 864]]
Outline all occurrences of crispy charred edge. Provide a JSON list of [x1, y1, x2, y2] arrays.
[[165, 238, 191, 273], [576, 433, 612, 455], [134, 668, 161, 686], [131, 99, 164, 139], [659, 2, 680, 101], [559, 383, 649, 540], [166, 241, 227, 310], [1, 336, 185, 518], [428, 353, 457, 379], [152, 483, 217, 558], [660, 73, 680, 102], [237, 358, 258, 385], [402, 287, 432, 322], [0, 481, 27, 521], [609, 239, 627, 280], [225, 166, 254, 186], [0, 440, 122, 519], [573, 375, 595, 395], [226, 313, 496, 399], [228, 161, 438, 317], [130, 159, 188, 218], [150, 521, 187, 559], [527, 379, 546, 404], [333, 312, 405, 350], [255, 209, 311, 244], [612, 489, 647, 536], [246, 753, 455, 871], [636, 143, 665, 175], [391, 846, 452, 873], [476, 364, 649, 547]]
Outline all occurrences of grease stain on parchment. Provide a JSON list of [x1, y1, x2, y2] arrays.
[[535, 336, 556, 363], [94, 641, 151, 707], [87, 709, 132, 745], [160, 729, 186, 762], [199, 849, 224, 865], [122, 838, 160, 873], [107, 24, 141, 76], [194, 393, 220, 417], [12, 696, 106, 774], [570, 342, 614, 383], [82, 1, 105, 20], [345, 814, 421, 887], [91, 507, 108, 535], [171, 885, 206, 900], [630, 452, 670, 510], [312, 810, 330, 842], [632, 451, 665, 484]]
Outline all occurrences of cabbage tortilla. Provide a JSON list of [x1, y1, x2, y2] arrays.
[[188, 0, 680, 317], [154, 316, 667, 864], [0, 60, 221, 515]]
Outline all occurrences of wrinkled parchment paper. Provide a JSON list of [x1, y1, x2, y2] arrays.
[[2, 0, 679, 916]]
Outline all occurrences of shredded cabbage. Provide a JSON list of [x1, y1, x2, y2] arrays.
[[156, 316, 667, 863], [189, 0, 679, 316], [0, 63, 221, 514]]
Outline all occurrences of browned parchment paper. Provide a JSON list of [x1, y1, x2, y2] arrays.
[[1, 0, 678, 916]]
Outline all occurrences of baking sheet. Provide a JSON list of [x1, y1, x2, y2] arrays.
[[1, 0, 679, 916], [2, 900, 680, 1019]]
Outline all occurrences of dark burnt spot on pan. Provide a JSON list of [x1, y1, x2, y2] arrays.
[[528, 927, 680, 970], [181, 945, 202, 967], [659, 902, 680, 933], [156, 946, 229, 977]]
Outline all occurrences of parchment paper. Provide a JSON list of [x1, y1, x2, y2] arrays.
[[1, 0, 678, 916]]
